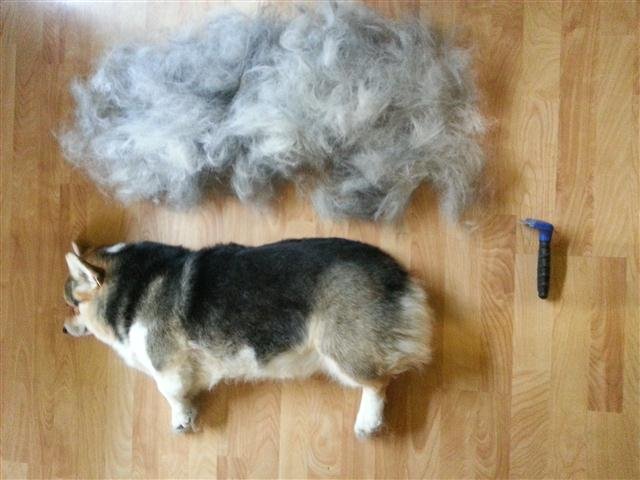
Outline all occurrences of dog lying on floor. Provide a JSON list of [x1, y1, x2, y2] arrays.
[[63, 238, 432, 437]]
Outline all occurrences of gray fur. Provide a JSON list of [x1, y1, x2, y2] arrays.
[[60, 2, 485, 220]]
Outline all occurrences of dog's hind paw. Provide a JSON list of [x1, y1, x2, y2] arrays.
[[354, 416, 384, 439]]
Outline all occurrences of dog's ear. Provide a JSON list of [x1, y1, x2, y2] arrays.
[[65, 252, 103, 291], [71, 241, 82, 256]]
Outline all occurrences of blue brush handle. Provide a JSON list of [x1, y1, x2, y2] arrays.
[[537, 239, 551, 299]]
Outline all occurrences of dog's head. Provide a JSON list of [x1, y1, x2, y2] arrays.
[[62, 242, 110, 339]]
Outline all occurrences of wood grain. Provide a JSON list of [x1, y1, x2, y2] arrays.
[[588, 258, 625, 413], [557, 2, 598, 257], [1, 1, 639, 478]]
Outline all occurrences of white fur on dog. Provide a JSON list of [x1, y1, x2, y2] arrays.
[[103, 243, 127, 254], [354, 386, 385, 437], [60, 2, 485, 221], [115, 322, 389, 436]]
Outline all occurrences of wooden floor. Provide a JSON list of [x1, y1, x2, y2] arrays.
[[1, 1, 639, 478]]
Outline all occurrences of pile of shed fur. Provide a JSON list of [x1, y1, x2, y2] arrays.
[[61, 2, 485, 221]]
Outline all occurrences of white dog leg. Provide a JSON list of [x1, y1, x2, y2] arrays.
[[155, 371, 198, 433], [354, 385, 386, 438]]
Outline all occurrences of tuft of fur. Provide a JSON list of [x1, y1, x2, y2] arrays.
[[60, 2, 485, 221]]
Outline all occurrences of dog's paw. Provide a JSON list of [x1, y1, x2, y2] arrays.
[[354, 415, 384, 439], [171, 406, 198, 434]]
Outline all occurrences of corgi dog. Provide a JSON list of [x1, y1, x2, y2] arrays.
[[63, 238, 432, 437]]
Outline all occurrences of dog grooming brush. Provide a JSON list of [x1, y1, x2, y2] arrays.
[[521, 218, 554, 299]]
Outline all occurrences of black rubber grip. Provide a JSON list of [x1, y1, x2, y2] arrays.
[[537, 240, 551, 299]]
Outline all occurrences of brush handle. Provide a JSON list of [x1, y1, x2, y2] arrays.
[[537, 239, 551, 299]]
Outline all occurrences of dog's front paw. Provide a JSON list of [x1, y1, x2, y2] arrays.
[[171, 405, 198, 434], [354, 414, 384, 439]]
